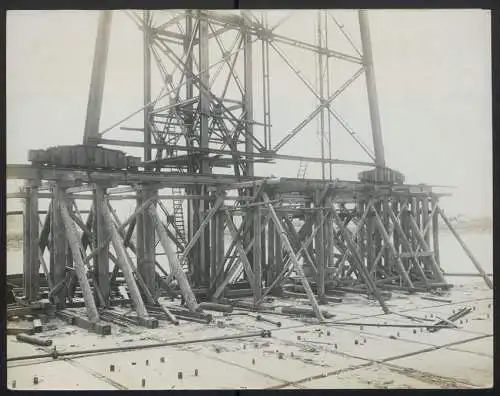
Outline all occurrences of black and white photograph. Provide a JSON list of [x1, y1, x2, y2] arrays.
[[5, 8, 493, 390]]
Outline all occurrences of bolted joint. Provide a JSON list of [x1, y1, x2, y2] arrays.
[[257, 28, 273, 40], [86, 137, 100, 146]]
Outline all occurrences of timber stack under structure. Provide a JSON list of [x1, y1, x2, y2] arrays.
[[6, 9, 493, 390]]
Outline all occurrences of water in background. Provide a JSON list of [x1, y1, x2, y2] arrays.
[[6, 231, 493, 285]]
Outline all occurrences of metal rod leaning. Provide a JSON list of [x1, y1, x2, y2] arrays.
[[438, 208, 492, 289]]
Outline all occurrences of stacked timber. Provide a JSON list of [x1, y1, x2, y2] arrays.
[[358, 167, 405, 184], [28, 145, 141, 170]]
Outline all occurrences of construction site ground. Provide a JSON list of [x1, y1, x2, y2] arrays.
[[6, 277, 493, 390]]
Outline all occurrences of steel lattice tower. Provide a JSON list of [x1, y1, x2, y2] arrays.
[[8, 10, 490, 328]]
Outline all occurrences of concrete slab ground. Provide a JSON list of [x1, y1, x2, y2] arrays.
[[7, 276, 493, 390], [301, 364, 439, 389], [7, 359, 117, 390], [391, 347, 493, 387]]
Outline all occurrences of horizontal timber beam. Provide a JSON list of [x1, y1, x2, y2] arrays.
[[98, 139, 375, 168]]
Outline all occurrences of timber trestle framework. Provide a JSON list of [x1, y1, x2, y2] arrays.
[[11, 166, 492, 327], [7, 10, 492, 331]]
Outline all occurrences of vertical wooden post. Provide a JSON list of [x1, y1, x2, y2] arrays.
[[261, 214, 267, 283], [326, 197, 335, 289], [253, 206, 262, 301], [136, 188, 145, 278], [373, 200, 382, 276], [212, 211, 256, 300], [357, 200, 366, 267], [23, 180, 40, 301], [366, 200, 375, 273], [267, 219, 275, 284], [211, 207, 224, 290], [137, 186, 157, 297], [274, 217, 283, 278], [93, 184, 110, 303], [102, 201, 149, 317], [59, 188, 99, 323], [386, 204, 430, 287], [400, 199, 410, 277], [263, 193, 325, 321], [216, 209, 225, 291], [64, 200, 75, 300], [431, 197, 440, 270], [210, 203, 217, 290], [330, 207, 390, 313], [200, 196, 209, 287], [39, 202, 52, 253], [422, 196, 431, 274], [410, 197, 418, 253], [422, 197, 430, 243], [315, 191, 326, 300], [372, 208, 415, 290], [149, 205, 201, 311], [305, 201, 314, 262], [408, 216, 446, 284], [392, 199, 400, 263], [382, 196, 391, 273], [50, 186, 67, 305]]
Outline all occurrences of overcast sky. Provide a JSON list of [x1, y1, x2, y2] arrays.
[[6, 9, 492, 218]]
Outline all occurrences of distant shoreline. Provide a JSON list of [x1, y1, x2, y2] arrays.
[[439, 217, 492, 234]]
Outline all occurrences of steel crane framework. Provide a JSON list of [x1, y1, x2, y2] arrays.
[[6, 9, 491, 331]]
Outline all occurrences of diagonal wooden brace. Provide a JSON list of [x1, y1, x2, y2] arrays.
[[212, 210, 257, 300], [371, 206, 415, 290], [257, 211, 326, 305], [101, 201, 149, 318], [330, 207, 390, 314], [386, 204, 430, 285], [262, 192, 325, 322], [59, 193, 99, 323], [149, 205, 201, 312]]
